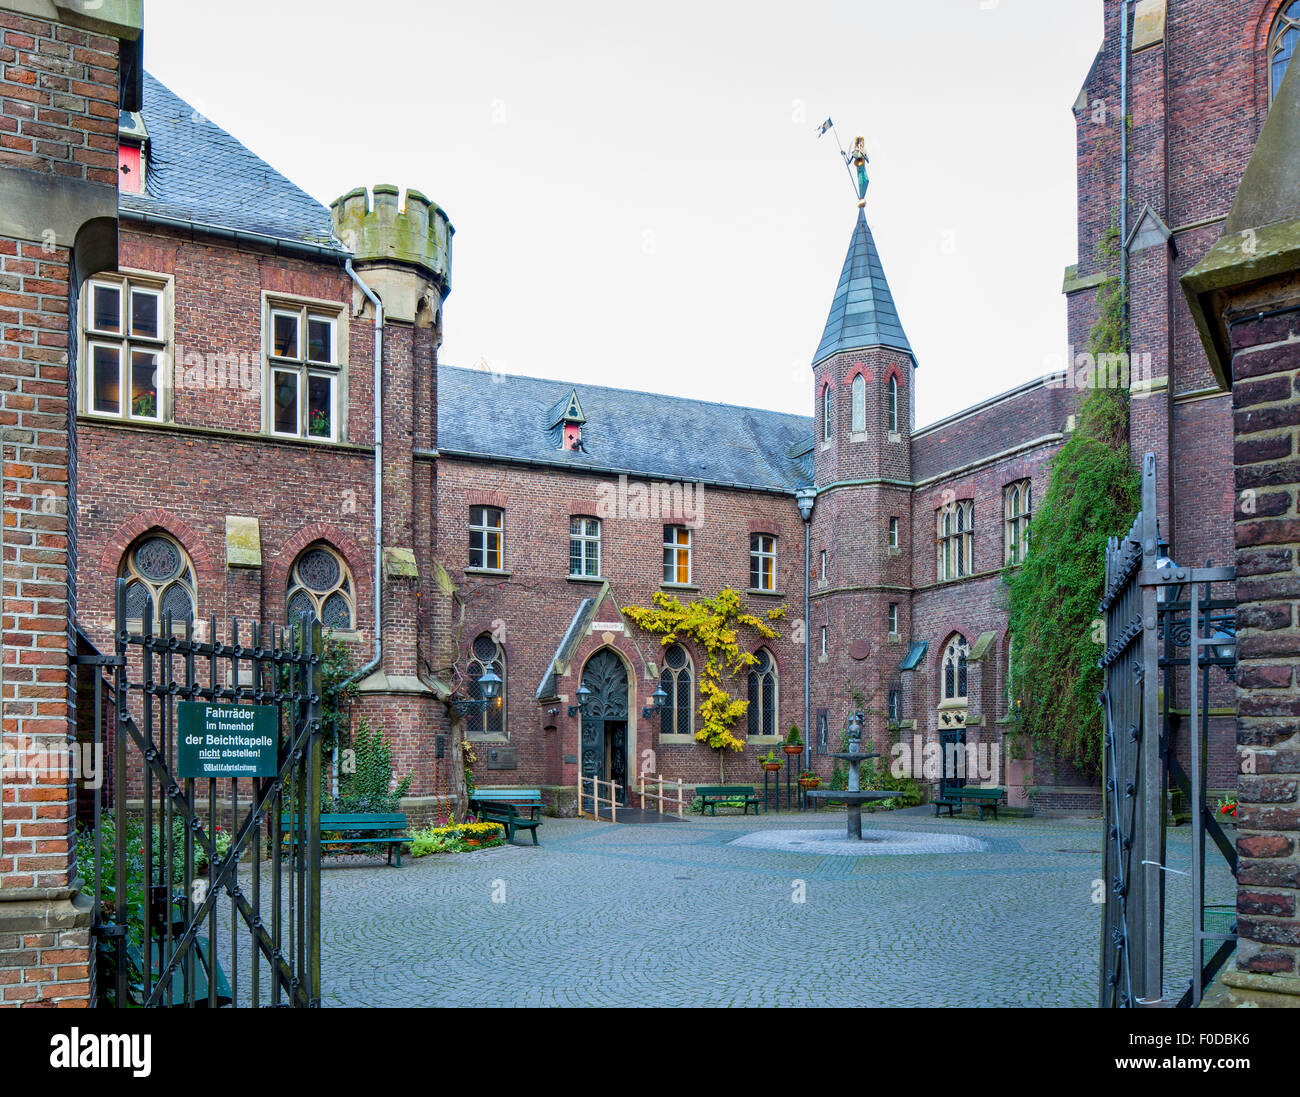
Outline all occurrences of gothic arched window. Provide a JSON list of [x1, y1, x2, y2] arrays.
[[659, 644, 693, 737], [888, 375, 900, 434], [287, 543, 354, 630], [466, 632, 506, 738], [850, 373, 866, 433], [942, 634, 969, 704], [121, 532, 196, 636], [822, 383, 834, 441], [747, 648, 778, 738], [1271, 1, 1300, 102]]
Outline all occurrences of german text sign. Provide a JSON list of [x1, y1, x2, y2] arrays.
[[177, 702, 278, 779]]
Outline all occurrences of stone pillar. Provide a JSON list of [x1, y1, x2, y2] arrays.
[[0, 0, 141, 1007], [1182, 59, 1300, 1007]]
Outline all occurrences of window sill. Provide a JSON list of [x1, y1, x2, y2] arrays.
[[819, 441, 833, 451], [656, 734, 696, 744], [887, 547, 901, 557], [887, 632, 901, 643], [467, 734, 509, 745], [849, 431, 868, 443], [746, 588, 784, 597], [748, 736, 784, 746], [660, 582, 699, 593], [817, 578, 828, 589], [465, 567, 512, 578], [567, 574, 606, 584], [887, 432, 903, 443], [818, 653, 829, 664]]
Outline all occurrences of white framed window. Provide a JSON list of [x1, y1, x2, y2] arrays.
[[888, 603, 898, 635], [469, 506, 504, 570], [466, 632, 506, 739], [287, 543, 354, 630], [937, 500, 974, 581], [1271, 0, 1300, 102], [888, 517, 899, 549], [941, 634, 969, 704], [659, 643, 693, 737], [746, 648, 779, 738], [888, 375, 900, 434], [1004, 480, 1032, 566], [266, 299, 342, 441], [822, 383, 834, 441], [82, 272, 170, 422], [749, 533, 776, 591], [819, 549, 827, 582], [850, 373, 866, 433], [663, 525, 691, 584], [569, 515, 601, 577], [820, 624, 827, 658], [121, 532, 195, 636]]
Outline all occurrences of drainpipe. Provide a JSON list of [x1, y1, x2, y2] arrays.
[[1120, 0, 1132, 296], [795, 489, 817, 771], [333, 257, 384, 800]]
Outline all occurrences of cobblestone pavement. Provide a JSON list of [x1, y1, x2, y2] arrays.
[[212, 807, 1235, 1007]]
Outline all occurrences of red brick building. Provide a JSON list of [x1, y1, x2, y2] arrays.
[[59, 0, 1298, 822]]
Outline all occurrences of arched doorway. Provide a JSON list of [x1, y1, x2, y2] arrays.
[[580, 649, 629, 809]]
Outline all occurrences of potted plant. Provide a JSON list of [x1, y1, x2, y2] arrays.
[[1217, 795, 1238, 820], [798, 769, 821, 790], [760, 749, 783, 773], [783, 724, 803, 755]]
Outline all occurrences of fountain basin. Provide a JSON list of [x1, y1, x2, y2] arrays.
[[806, 789, 906, 839]]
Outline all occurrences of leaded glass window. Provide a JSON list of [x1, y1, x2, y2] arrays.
[[121, 533, 195, 635], [466, 632, 505, 738], [851, 373, 866, 433], [1271, 1, 1300, 102], [287, 543, 354, 630], [942, 635, 969, 704], [659, 644, 693, 737], [937, 500, 974, 581], [1004, 480, 1032, 566], [746, 648, 778, 738]]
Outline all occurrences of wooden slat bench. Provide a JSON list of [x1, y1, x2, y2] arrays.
[[469, 789, 544, 845], [933, 786, 1005, 821], [280, 812, 410, 866], [696, 785, 762, 816]]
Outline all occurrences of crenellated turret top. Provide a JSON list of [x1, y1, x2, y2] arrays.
[[331, 184, 454, 295]]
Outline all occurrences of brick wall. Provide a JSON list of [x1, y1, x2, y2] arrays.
[[1, 5, 124, 1008], [1229, 302, 1300, 979]]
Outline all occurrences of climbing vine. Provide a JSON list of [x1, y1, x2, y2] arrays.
[[623, 588, 784, 781], [1004, 224, 1140, 775]]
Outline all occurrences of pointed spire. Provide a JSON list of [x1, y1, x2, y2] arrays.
[[812, 208, 914, 367]]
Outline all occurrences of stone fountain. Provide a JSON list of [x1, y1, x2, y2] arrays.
[[806, 713, 901, 840]]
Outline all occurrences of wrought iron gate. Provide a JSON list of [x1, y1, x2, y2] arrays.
[[1099, 454, 1237, 1007], [86, 578, 324, 1007]]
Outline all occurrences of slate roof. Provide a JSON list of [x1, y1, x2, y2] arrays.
[[812, 208, 914, 366], [438, 367, 814, 493], [122, 73, 341, 253]]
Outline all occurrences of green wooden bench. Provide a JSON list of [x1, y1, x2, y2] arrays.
[[280, 812, 410, 866], [468, 789, 544, 845], [933, 785, 1004, 821], [696, 785, 762, 816]]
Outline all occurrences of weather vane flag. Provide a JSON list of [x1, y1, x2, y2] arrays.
[[818, 118, 870, 207]]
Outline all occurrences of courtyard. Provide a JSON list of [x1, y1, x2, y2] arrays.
[[277, 809, 1233, 1008]]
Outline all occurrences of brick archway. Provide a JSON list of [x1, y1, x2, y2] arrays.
[[269, 522, 372, 597], [98, 509, 218, 585]]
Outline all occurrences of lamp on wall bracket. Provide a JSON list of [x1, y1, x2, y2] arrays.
[[642, 684, 669, 720], [568, 683, 593, 718], [452, 665, 502, 716]]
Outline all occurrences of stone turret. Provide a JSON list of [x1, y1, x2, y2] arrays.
[[330, 184, 454, 322]]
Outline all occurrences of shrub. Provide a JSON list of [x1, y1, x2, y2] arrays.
[[330, 716, 411, 813]]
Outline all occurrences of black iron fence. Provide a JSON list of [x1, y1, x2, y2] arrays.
[[84, 578, 323, 1007]]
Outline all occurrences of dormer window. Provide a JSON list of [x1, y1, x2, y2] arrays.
[[118, 111, 148, 196], [549, 389, 587, 452]]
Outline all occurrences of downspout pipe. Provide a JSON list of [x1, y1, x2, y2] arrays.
[[334, 256, 384, 799], [1120, 0, 1132, 297], [795, 488, 817, 771]]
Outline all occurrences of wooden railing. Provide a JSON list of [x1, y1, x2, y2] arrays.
[[638, 774, 688, 819], [578, 775, 621, 822]]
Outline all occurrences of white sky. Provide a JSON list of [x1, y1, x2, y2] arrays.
[[144, 0, 1103, 428]]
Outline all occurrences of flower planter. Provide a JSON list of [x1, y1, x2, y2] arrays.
[[761, 762, 783, 773], [783, 744, 803, 755], [799, 778, 820, 790]]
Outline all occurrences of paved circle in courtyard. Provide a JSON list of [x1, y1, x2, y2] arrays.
[[728, 826, 986, 856]]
